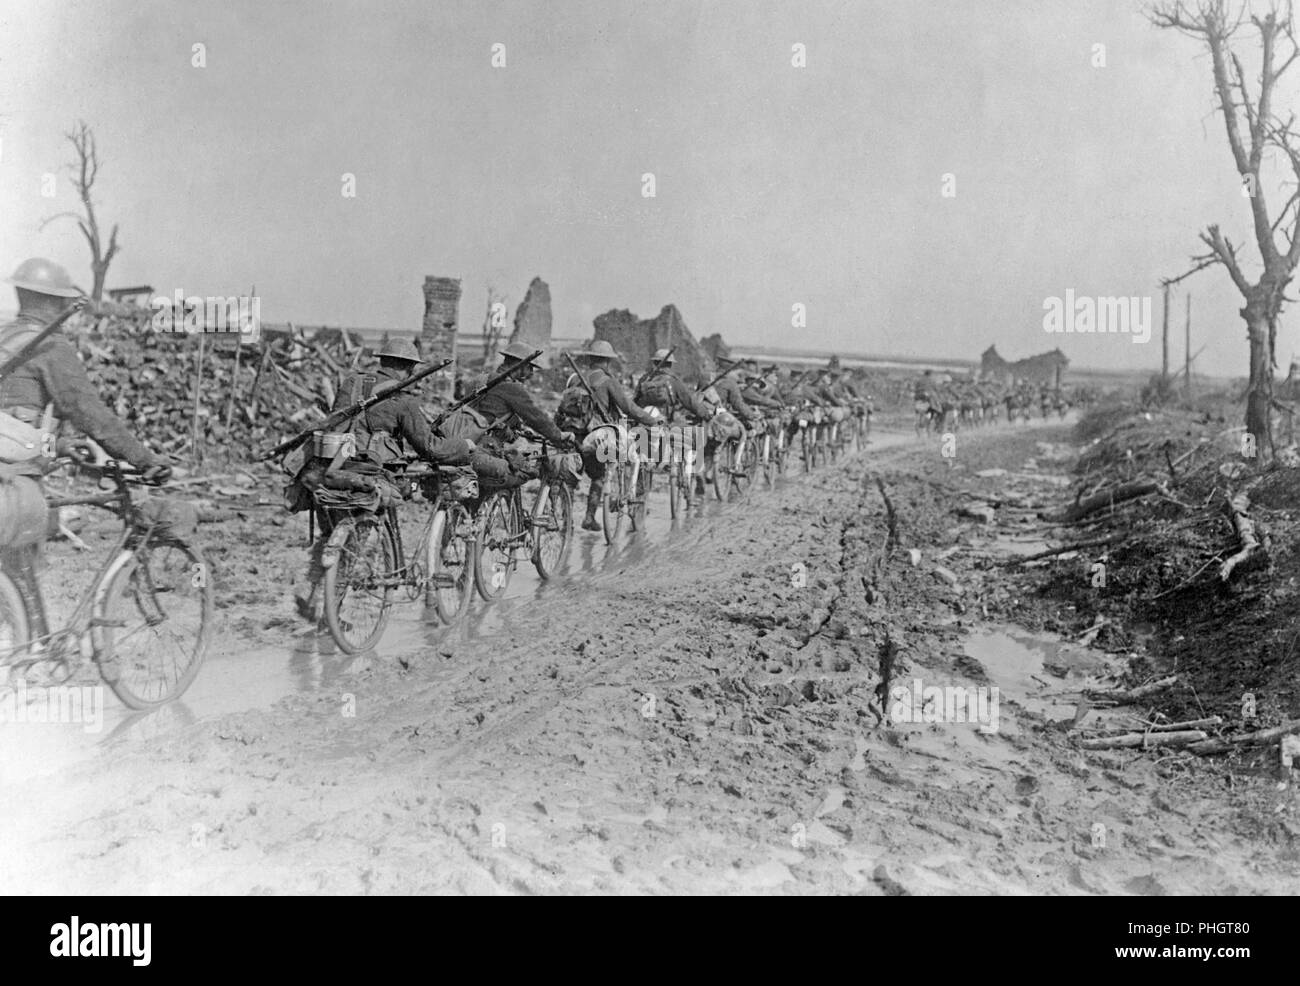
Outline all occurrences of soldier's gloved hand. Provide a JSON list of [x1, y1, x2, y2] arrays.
[[141, 462, 173, 486]]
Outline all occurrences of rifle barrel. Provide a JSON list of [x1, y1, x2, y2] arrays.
[[260, 357, 453, 460], [563, 352, 613, 426], [430, 349, 543, 426]]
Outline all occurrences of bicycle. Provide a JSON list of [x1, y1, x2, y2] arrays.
[[0, 453, 212, 711], [662, 419, 707, 519], [473, 438, 576, 597], [758, 414, 784, 488], [584, 422, 646, 543], [320, 462, 476, 654]]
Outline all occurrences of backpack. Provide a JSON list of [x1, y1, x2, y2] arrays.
[[636, 371, 675, 411], [554, 385, 595, 433], [0, 322, 56, 464], [439, 403, 491, 442]]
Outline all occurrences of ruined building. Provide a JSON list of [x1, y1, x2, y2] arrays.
[[981, 345, 1069, 385], [509, 277, 553, 354], [422, 276, 461, 402], [591, 304, 716, 383]]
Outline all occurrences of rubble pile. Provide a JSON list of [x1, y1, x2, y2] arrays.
[[74, 318, 381, 465]]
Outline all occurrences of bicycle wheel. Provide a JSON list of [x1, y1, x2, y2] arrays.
[[93, 538, 214, 709], [532, 481, 572, 579], [322, 516, 395, 656], [0, 569, 31, 671], [427, 503, 474, 623], [629, 464, 650, 531], [712, 444, 731, 502], [475, 490, 518, 601], [760, 434, 774, 488], [733, 439, 756, 496], [602, 464, 624, 543]]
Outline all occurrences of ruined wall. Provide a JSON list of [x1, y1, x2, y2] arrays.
[[591, 304, 716, 384], [699, 333, 730, 368], [1012, 348, 1069, 384], [980, 345, 1012, 382], [422, 276, 461, 402], [509, 276, 553, 354]]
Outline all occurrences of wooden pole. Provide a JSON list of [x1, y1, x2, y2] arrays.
[[223, 283, 252, 433], [192, 333, 207, 467], [1162, 282, 1170, 383], [1184, 293, 1191, 399]]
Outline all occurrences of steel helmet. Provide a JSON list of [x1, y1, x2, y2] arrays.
[[581, 339, 621, 361], [375, 338, 424, 363], [7, 257, 81, 298], [651, 348, 675, 364], [499, 341, 542, 365]]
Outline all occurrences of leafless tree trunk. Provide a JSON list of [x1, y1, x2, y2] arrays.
[[481, 283, 508, 366], [39, 120, 120, 301], [1151, 1, 1300, 459]]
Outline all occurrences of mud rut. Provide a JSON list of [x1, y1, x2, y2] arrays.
[[1, 423, 1292, 894]]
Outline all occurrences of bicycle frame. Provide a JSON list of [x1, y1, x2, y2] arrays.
[[5, 466, 151, 663]]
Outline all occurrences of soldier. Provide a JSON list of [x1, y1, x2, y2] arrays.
[[0, 258, 172, 641], [468, 342, 574, 447], [635, 347, 714, 422], [635, 347, 714, 471], [556, 340, 660, 531], [737, 358, 783, 414], [712, 359, 761, 426], [295, 338, 474, 622], [334, 339, 472, 468]]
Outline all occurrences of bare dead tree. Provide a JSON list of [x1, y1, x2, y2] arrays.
[[1151, 0, 1300, 457], [481, 283, 508, 366], [39, 121, 120, 301]]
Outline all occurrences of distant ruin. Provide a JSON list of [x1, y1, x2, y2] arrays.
[[981, 345, 1069, 384], [422, 276, 461, 401], [592, 304, 716, 383], [509, 276, 552, 352]]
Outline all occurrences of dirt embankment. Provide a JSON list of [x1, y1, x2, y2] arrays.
[[3, 418, 1297, 894]]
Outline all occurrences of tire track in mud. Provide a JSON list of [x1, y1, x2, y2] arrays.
[[16, 420, 1291, 893]]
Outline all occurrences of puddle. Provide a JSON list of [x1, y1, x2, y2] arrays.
[[962, 625, 1107, 723], [988, 535, 1049, 557], [0, 472, 805, 782]]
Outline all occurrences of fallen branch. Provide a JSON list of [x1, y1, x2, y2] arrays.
[[1041, 480, 1164, 524], [1141, 716, 1222, 732], [1188, 719, 1300, 756], [1218, 492, 1265, 582], [1005, 533, 1123, 565], [1081, 730, 1208, 750], [1085, 675, 1178, 705]]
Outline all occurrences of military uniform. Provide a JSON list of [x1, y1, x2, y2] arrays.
[[332, 366, 469, 466], [0, 314, 161, 474]]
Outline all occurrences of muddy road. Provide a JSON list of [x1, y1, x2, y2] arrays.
[[2, 419, 1295, 895]]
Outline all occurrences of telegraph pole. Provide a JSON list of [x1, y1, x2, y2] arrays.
[[1162, 281, 1170, 383]]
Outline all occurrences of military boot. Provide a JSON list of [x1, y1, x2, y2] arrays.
[[582, 481, 602, 531]]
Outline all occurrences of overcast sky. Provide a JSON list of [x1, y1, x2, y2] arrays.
[[2, 0, 1297, 374]]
